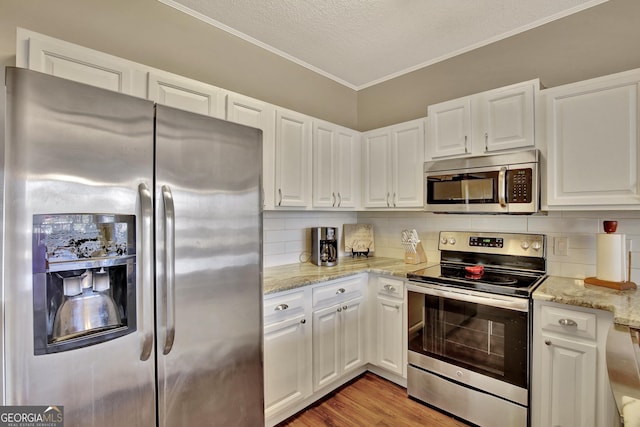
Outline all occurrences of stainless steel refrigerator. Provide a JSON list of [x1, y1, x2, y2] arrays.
[[2, 67, 264, 426]]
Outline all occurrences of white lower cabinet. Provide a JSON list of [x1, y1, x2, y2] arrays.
[[264, 273, 411, 426], [532, 300, 619, 427], [373, 277, 406, 377], [312, 276, 366, 391], [263, 290, 312, 425]]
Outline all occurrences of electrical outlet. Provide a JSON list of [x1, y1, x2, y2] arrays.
[[554, 237, 568, 256]]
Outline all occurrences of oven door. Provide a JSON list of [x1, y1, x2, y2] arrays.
[[407, 282, 530, 406]]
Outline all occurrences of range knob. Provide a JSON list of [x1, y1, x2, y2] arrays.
[[440, 236, 448, 245], [448, 237, 456, 245], [531, 241, 542, 251], [521, 241, 530, 250]]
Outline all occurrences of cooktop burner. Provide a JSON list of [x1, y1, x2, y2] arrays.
[[406, 231, 548, 298]]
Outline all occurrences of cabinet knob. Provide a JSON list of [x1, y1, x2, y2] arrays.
[[545, 340, 552, 346], [337, 307, 342, 312], [558, 318, 577, 327], [300, 318, 306, 324], [336, 288, 346, 294], [343, 305, 348, 311], [274, 303, 289, 311], [384, 284, 396, 292]]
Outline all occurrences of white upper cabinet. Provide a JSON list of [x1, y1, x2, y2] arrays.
[[479, 82, 536, 152], [147, 70, 226, 119], [427, 79, 538, 160], [543, 68, 640, 210], [275, 109, 313, 208], [16, 28, 146, 97], [226, 93, 276, 209], [427, 97, 472, 158], [363, 118, 425, 208], [312, 121, 361, 209]]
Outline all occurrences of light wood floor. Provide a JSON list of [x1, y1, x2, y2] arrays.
[[277, 373, 471, 427]]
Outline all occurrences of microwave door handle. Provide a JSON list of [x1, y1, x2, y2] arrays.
[[498, 167, 507, 208]]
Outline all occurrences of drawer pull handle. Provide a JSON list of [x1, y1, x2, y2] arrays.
[[274, 304, 289, 311], [384, 284, 396, 292], [336, 288, 346, 294], [558, 318, 577, 327]]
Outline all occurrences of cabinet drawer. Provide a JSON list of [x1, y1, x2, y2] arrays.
[[264, 290, 306, 326], [539, 304, 597, 341], [312, 276, 363, 309], [377, 277, 404, 299]]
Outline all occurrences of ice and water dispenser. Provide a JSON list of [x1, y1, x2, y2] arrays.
[[32, 214, 137, 354]]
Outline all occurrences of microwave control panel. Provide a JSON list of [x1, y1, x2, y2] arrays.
[[506, 168, 532, 203]]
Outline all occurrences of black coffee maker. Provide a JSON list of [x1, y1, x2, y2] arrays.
[[311, 227, 338, 266]]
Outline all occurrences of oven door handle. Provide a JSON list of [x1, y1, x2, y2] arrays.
[[498, 167, 507, 208], [407, 282, 529, 312]]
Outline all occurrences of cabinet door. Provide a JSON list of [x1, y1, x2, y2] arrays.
[[312, 305, 341, 391], [264, 314, 311, 418], [427, 97, 471, 159], [391, 119, 425, 207], [375, 296, 404, 376], [312, 122, 337, 208], [275, 109, 312, 208], [227, 94, 276, 209], [341, 297, 365, 373], [479, 82, 535, 152], [538, 333, 597, 427], [362, 130, 391, 207], [24, 35, 135, 95], [148, 71, 226, 118], [334, 128, 360, 209], [545, 70, 640, 209]]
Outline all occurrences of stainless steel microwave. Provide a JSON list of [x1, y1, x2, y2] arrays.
[[424, 149, 539, 214]]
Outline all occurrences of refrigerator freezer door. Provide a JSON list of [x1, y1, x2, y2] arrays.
[[3, 68, 156, 425], [154, 105, 264, 426]]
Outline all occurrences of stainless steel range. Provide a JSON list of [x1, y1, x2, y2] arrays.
[[406, 231, 547, 427]]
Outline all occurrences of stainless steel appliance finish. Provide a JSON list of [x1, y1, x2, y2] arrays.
[[407, 231, 547, 427], [424, 149, 540, 214], [3, 68, 264, 426], [311, 226, 338, 266], [606, 324, 640, 425]]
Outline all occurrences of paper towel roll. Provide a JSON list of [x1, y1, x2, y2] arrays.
[[596, 233, 626, 282]]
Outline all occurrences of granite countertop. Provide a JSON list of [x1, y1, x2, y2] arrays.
[[263, 256, 432, 295], [533, 276, 640, 328], [264, 257, 640, 328]]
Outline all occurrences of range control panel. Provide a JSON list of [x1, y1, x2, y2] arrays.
[[469, 236, 504, 248], [438, 231, 546, 258]]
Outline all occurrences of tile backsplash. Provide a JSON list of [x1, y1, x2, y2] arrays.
[[264, 210, 640, 283]]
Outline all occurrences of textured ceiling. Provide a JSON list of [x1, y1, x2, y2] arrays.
[[158, 0, 608, 90]]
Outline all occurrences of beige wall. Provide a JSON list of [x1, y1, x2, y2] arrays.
[[1, 0, 639, 131], [0, 0, 359, 128], [357, 0, 640, 130]]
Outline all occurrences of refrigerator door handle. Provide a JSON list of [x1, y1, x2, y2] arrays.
[[162, 185, 176, 355], [138, 183, 154, 361]]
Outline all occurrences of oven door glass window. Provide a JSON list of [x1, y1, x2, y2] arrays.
[[408, 292, 528, 388], [427, 171, 499, 204]]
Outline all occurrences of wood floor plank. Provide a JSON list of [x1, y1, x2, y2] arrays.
[[277, 373, 470, 427]]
